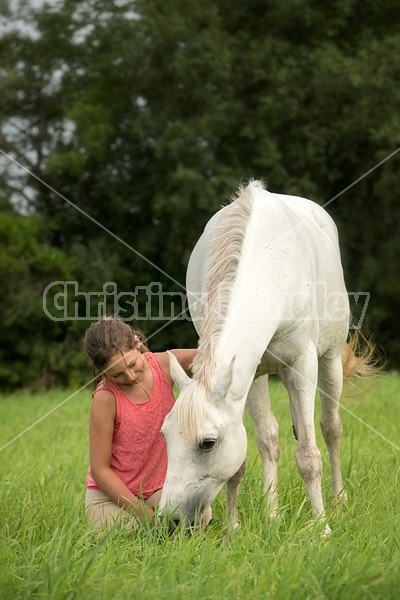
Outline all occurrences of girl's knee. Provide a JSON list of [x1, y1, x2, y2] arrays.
[[87, 505, 138, 531]]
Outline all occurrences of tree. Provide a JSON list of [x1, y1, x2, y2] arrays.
[[1, 0, 399, 388]]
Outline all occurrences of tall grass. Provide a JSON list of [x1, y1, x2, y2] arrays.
[[0, 375, 399, 599]]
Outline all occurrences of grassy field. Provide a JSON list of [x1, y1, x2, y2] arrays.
[[0, 374, 399, 599]]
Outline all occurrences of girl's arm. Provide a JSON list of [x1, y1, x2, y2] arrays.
[[89, 390, 153, 522]]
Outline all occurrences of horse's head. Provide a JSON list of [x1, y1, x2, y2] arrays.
[[159, 352, 247, 528]]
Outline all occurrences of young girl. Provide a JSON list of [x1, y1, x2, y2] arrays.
[[83, 316, 200, 530]]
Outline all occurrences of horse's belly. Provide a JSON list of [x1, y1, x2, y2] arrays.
[[255, 352, 280, 377], [255, 338, 304, 376]]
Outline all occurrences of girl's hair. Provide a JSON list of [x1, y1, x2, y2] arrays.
[[83, 316, 148, 381]]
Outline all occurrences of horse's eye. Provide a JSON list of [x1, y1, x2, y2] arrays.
[[199, 438, 216, 451]]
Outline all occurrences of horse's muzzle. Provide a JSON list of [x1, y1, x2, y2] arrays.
[[168, 515, 183, 534], [158, 513, 194, 535]]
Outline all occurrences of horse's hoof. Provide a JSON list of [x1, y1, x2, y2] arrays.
[[334, 489, 348, 504], [332, 489, 348, 512], [200, 506, 213, 527], [322, 524, 332, 537], [224, 521, 240, 540], [268, 507, 279, 521]]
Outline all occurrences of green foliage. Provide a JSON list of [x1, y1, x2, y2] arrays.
[[0, 212, 75, 387], [0, 375, 399, 598], [1, 0, 400, 388]]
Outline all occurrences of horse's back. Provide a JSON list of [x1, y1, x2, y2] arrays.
[[239, 185, 346, 294], [248, 186, 349, 355], [271, 192, 340, 249], [187, 183, 349, 352], [187, 184, 344, 290]]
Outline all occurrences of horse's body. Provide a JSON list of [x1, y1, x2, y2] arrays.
[[160, 181, 350, 534]]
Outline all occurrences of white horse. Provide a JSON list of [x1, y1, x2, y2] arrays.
[[160, 180, 365, 535]]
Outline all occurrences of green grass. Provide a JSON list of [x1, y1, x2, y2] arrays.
[[0, 374, 399, 599]]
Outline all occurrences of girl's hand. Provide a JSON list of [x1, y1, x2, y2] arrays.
[[145, 506, 154, 523], [136, 504, 154, 523]]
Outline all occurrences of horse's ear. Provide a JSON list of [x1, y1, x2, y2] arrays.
[[217, 355, 236, 397], [167, 351, 192, 391]]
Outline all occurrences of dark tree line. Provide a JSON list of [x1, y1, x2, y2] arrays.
[[1, 0, 399, 389]]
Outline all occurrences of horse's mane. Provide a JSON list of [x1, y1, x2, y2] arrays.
[[177, 180, 261, 441], [175, 380, 211, 442]]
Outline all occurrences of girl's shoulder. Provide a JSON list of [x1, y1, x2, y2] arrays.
[[92, 382, 117, 407], [90, 385, 117, 422], [92, 379, 114, 397]]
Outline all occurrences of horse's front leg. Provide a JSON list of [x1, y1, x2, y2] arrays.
[[280, 344, 331, 535], [246, 374, 280, 518], [226, 458, 246, 530]]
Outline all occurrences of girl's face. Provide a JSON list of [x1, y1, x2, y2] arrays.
[[105, 348, 146, 385]]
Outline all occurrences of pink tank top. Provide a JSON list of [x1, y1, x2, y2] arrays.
[[86, 352, 175, 499]]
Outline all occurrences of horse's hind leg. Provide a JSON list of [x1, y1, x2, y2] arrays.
[[318, 353, 347, 505], [246, 374, 280, 518]]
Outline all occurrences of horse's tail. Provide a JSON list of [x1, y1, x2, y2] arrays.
[[341, 329, 382, 382]]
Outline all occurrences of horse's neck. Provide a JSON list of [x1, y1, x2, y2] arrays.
[[213, 327, 265, 402]]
